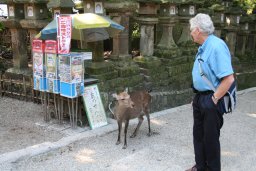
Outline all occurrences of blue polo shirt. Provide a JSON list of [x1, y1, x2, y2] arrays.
[[192, 34, 234, 91]]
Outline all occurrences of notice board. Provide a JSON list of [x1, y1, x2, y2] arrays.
[[82, 84, 108, 129]]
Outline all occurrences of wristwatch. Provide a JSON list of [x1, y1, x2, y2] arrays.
[[212, 94, 219, 104]]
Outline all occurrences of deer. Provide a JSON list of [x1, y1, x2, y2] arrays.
[[109, 88, 152, 149]]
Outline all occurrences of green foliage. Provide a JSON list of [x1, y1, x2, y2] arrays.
[[235, 0, 256, 14], [131, 22, 140, 40], [0, 22, 4, 32], [201, 0, 222, 8], [105, 0, 136, 2]]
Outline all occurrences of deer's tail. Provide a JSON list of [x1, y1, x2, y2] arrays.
[[108, 101, 117, 119]]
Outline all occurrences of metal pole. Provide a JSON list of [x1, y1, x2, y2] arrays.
[[75, 97, 78, 128], [68, 98, 72, 127], [71, 98, 74, 128]]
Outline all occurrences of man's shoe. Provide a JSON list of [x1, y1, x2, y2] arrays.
[[185, 165, 197, 171]]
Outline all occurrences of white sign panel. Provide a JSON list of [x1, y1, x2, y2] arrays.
[[189, 6, 195, 15], [54, 9, 60, 18], [170, 6, 176, 15], [81, 52, 92, 60], [8, 6, 14, 17], [95, 2, 103, 14], [82, 84, 108, 129], [27, 6, 33, 17]]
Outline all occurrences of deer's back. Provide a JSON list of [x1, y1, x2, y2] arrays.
[[114, 90, 151, 121]]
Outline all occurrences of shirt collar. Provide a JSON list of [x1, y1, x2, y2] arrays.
[[197, 34, 213, 55]]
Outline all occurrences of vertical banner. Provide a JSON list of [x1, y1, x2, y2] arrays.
[[57, 15, 72, 54], [32, 39, 46, 91]]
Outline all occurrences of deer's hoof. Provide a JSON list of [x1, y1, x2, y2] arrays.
[[147, 132, 152, 137], [130, 134, 136, 138], [116, 141, 121, 145], [122, 145, 127, 149]]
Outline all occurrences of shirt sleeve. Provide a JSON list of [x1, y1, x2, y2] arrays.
[[209, 41, 234, 79]]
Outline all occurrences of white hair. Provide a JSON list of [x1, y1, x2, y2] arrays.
[[189, 13, 215, 35]]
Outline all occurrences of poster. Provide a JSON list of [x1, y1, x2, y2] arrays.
[[57, 15, 72, 54], [71, 55, 83, 83], [82, 85, 108, 129], [46, 54, 57, 79], [33, 52, 44, 77], [32, 39, 46, 91], [34, 77, 40, 90], [59, 54, 71, 83]]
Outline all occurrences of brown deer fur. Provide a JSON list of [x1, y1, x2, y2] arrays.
[[112, 89, 152, 149]]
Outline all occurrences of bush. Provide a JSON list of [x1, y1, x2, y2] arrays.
[[0, 22, 4, 32]]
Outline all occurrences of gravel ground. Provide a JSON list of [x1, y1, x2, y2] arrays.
[[0, 89, 256, 171], [0, 97, 65, 154], [3, 89, 256, 171]]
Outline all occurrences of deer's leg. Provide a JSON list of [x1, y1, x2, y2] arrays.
[[123, 119, 129, 149], [130, 115, 144, 138], [145, 111, 152, 136], [116, 120, 122, 145]]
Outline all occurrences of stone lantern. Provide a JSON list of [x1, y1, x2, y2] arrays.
[[223, 1, 243, 57], [235, 15, 251, 57], [104, 1, 138, 59], [136, 0, 159, 57], [176, 0, 203, 47], [244, 14, 256, 57], [47, 0, 75, 18], [81, 0, 107, 62], [156, 1, 178, 50], [21, 1, 48, 20], [17, 0, 48, 70], [251, 15, 256, 56], [0, 0, 29, 73], [81, 0, 118, 89], [209, 4, 225, 38]]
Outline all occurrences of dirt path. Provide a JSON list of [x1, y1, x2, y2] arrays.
[[0, 97, 65, 154]]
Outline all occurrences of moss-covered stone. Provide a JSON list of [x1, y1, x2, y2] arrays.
[[14, 0, 48, 3], [154, 48, 182, 59], [47, 0, 75, 8], [85, 61, 115, 75], [90, 70, 118, 81], [133, 56, 162, 69], [237, 71, 256, 90], [167, 63, 193, 77], [117, 65, 140, 77]]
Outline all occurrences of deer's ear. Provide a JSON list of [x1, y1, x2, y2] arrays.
[[124, 87, 128, 93]]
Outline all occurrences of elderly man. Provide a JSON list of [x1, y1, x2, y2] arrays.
[[186, 13, 235, 171]]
